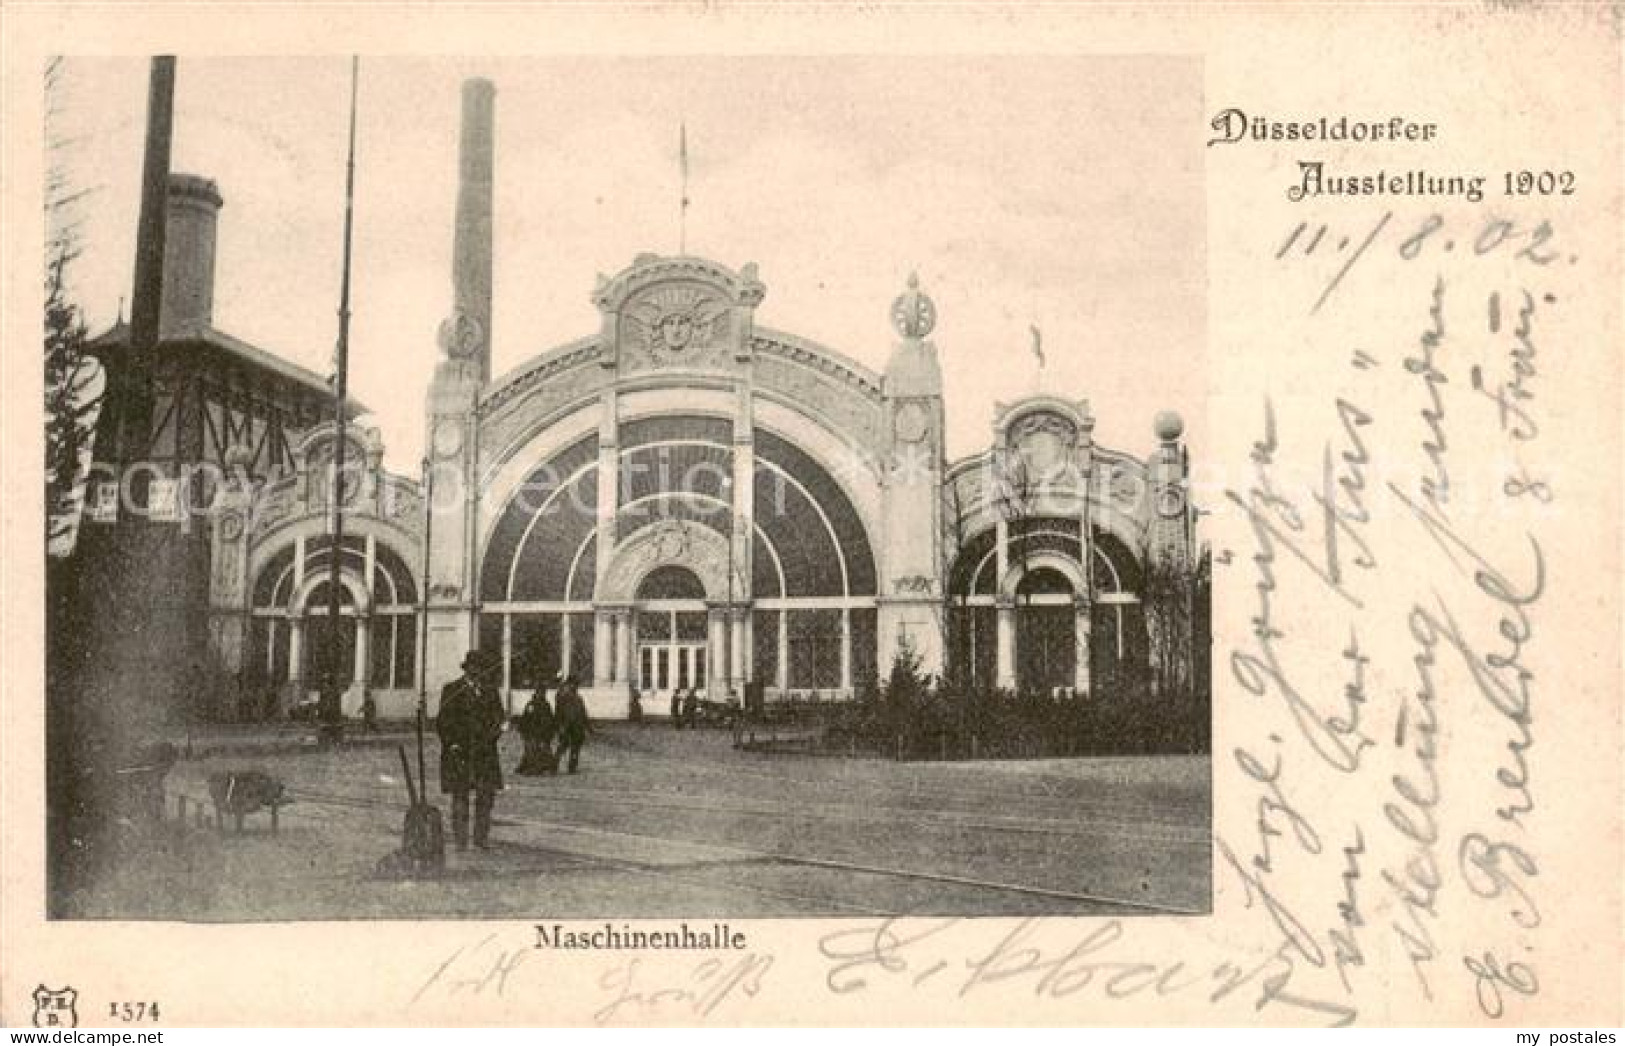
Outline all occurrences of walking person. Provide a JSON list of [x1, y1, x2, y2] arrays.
[[681, 685, 701, 730], [317, 671, 346, 748], [436, 650, 505, 850], [670, 688, 683, 729], [514, 685, 556, 776], [554, 674, 590, 774]]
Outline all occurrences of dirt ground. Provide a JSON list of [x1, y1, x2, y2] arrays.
[[63, 721, 1211, 921]]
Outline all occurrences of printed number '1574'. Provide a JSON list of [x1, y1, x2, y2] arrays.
[[109, 1001, 161, 1022]]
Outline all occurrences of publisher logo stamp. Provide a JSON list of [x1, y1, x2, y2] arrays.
[[32, 984, 79, 1027]]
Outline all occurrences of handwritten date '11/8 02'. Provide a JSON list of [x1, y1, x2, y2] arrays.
[[1276, 211, 1571, 313]]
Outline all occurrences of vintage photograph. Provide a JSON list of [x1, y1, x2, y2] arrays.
[[43, 55, 1211, 922]]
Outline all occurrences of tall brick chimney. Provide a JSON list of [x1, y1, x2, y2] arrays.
[[160, 172, 223, 335], [452, 78, 495, 382]]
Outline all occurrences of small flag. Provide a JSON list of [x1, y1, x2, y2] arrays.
[[680, 123, 690, 210], [1030, 325, 1045, 369]]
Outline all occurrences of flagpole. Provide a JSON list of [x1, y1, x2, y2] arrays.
[[679, 122, 689, 254], [324, 56, 359, 743]]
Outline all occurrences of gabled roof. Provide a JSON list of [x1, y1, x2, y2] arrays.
[[90, 319, 369, 415]]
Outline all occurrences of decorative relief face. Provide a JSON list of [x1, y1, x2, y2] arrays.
[[622, 283, 728, 364], [1009, 411, 1077, 479]]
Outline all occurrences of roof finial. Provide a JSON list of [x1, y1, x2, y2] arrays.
[[891, 270, 937, 340]]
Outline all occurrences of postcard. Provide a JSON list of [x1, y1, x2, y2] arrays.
[[1, 2, 1620, 1029]]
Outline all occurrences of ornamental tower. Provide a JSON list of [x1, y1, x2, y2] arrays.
[[1144, 409, 1196, 698], [423, 78, 496, 678], [877, 273, 947, 676]]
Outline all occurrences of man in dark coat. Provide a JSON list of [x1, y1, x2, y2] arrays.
[[437, 650, 506, 849], [553, 675, 590, 774], [681, 685, 701, 730]]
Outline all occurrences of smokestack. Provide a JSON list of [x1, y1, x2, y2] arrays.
[[128, 56, 174, 359], [452, 78, 495, 382], [160, 173, 223, 334]]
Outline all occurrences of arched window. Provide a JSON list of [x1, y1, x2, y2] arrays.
[[943, 517, 1147, 696], [477, 416, 882, 697], [637, 565, 707, 601], [245, 533, 420, 695]]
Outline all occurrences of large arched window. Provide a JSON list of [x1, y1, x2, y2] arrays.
[[476, 414, 881, 697], [944, 516, 1146, 696], [246, 533, 420, 697]]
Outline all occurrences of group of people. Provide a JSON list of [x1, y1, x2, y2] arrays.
[[433, 649, 589, 851], [668, 685, 704, 729], [513, 675, 590, 777]]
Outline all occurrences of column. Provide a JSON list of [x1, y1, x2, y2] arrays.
[[614, 611, 631, 683], [731, 387, 754, 611], [995, 596, 1016, 690], [593, 610, 613, 687], [353, 614, 369, 698], [361, 533, 380, 705], [560, 615, 573, 677], [288, 615, 304, 693], [729, 609, 747, 693], [1074, 601, 1092, 695], [704, 608, 720, 694], [776, 608, 789, 692], [501, 614, 513, 711], [995, 518, 1009, 589], [595, 389, 619, 592]]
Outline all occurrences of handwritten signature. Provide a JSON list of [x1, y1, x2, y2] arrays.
[[594, 953, 774, 1025], [817, 916, 1357, 1026]]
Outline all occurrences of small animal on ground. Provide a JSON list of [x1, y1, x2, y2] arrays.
[[206, 769, 288, 833]]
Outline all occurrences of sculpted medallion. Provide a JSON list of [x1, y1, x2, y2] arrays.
[[623, 284, 728, 362]]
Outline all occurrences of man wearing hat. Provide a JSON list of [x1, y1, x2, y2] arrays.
[[553, 673, 591, 775], [436, 650, 506, 849]]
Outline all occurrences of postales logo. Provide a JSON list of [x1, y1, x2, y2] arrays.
[[32, 985, 78, 1027]]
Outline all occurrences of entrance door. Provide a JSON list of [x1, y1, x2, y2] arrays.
[[302, 580, 358, 695], [1014, 567, 1077, 695], [1017, 604, 1075, 694], [633, 566, 712, 714], [644, 643, 707, 692]]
